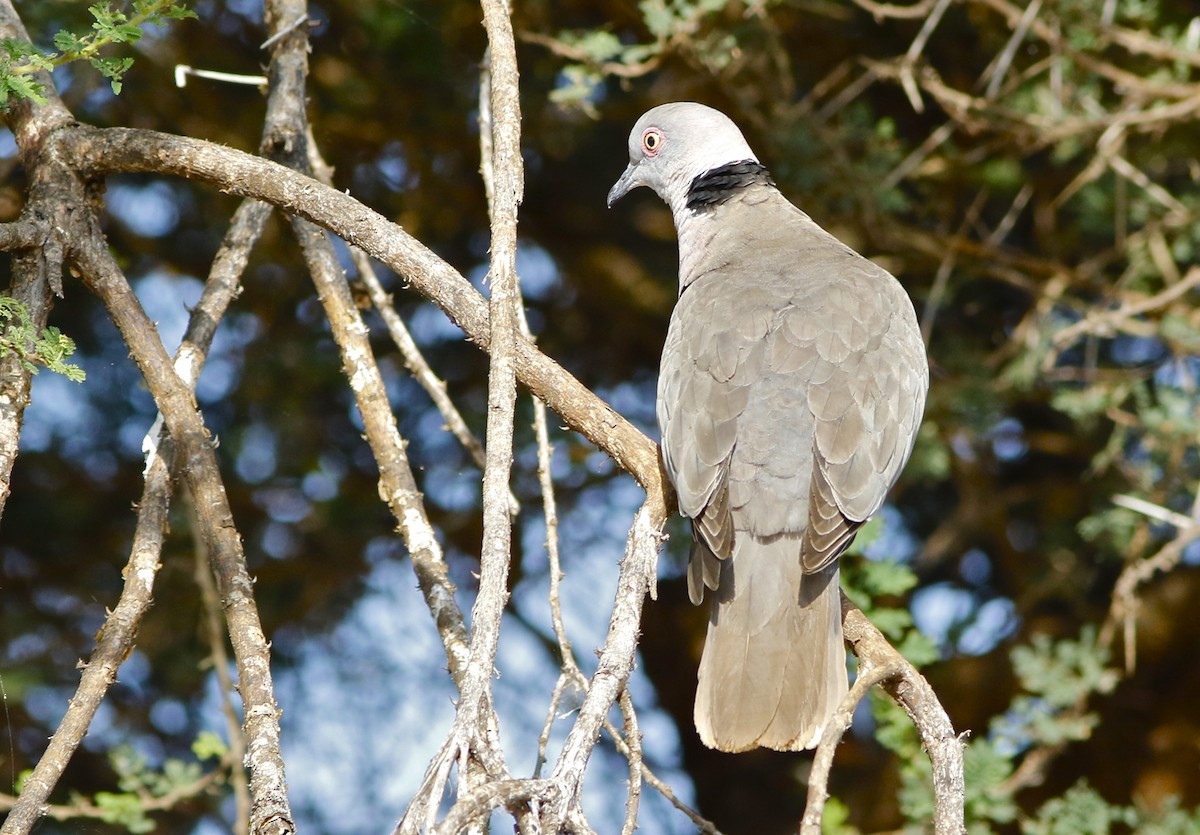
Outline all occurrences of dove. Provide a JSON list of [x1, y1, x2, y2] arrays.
[[609, 102, 928, 751]]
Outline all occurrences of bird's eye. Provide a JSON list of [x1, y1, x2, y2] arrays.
[[641, 128, 662, 156]]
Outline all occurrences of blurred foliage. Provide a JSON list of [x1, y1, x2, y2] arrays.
[[3, 0, 1200, 833]]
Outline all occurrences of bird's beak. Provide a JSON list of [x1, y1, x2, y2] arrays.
[[607, 161, 641, 208]]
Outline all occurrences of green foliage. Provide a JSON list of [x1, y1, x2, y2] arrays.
[[0, 1, 195, 105], [842, 526, 940, 668], [548, 0, 728, 109], [821, 796, 859, 835], [638, 0, 727, 40], [1050, 381, 1125, 428], [1011, 628, 1117, 711], [1022, 783, 1200, 835], [191, 731, 228, 761], [962, 739, 1019, 828], [1022, 781, 1122, 835], [1077, 505, 1141, 554], [985, 628, 1118, 760], [869, 628, 1125, 832], [0, 296, 86, 382], [1132, 797, 1200, 835], [91, 791, 156, 833], [111, 743, 203, 798], [48, 741, 220, 832]]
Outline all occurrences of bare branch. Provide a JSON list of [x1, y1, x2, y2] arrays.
[[0, 431, 173, 835], [55, 125, 664, 499], [1048, 266, 1200, 358], [841, 594, 967, 834], [0, 0, 73, 527], [847, 0, 939, 20], [617, 688, 643, 835], [454, 0, 525, 742], [544, 501, 664, 829], [801, 658, 904, 834], [71, 214, 293, 834], [193, 507, 252, 835], [348, 245, 506, 504]]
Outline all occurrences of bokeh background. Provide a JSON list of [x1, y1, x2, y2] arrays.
[[3, 1, 1199, 832]]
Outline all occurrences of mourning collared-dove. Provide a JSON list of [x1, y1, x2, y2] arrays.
[[608, 103, 928, 752]]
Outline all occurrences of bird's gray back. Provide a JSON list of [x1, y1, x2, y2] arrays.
[[658, 187, 927, 578]]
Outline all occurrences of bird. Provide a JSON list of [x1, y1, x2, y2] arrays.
[[607, 102, 928, 752]]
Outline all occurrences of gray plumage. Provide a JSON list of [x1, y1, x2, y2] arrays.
[[609, 103, 928, 752]]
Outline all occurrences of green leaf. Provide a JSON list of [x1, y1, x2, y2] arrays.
[[858, 557, 919, 597], [109, 23, 144, 44], [638, 0, 675, 39], [94, 791, 156, 833], [90, 3, 127, 31], [192, 731, 228, 761], [54, 30, 89, 54], [572, 29, 623, 63], [896, 630, 941, 667], [1022, 781, 1118, 835], [821, 796, 859, 834], [0, 73, 48, 105], [1012, 627, 1117, 708], [963, 738, 1018, 824], [162, 5, 199, 21], [868, 606, 914, 640]]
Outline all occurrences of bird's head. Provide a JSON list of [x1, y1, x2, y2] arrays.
[[607, 102, 760, 216]]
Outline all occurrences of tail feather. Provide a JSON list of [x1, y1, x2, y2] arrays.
[[694, 534, 846, 752]]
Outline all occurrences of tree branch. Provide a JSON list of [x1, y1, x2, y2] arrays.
[[841, 594, 967, 834], [69, 214, 293, 834], [56, 125, 665, 502], [543, 500, 664, 830]]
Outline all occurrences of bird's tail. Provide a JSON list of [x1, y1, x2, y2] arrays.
[[694, 534, 847, 752]]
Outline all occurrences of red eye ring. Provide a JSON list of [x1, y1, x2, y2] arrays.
[[641, 128, 663, 157]]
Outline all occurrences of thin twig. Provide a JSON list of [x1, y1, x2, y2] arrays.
[[433, 0, 526, 820], [848, 0, 938, 20], [897, 0, 954, 111], [599, 712, 723, 834], [192, 500, 253, 834], [519, 30, 665, 79], [922, 189, 988, 342], [618, 687, 643, 835], [1049, 266, 1200, 353], [800, 659, 904, 833], [983, 0, 1043, 99], [346, 221, 520, 514], [544, 502, 664, 830], [0, 431, 174, 835], [1112, 494, 1195, 530], [72, 209, 293, 835], [985, 183, 1034, 246]]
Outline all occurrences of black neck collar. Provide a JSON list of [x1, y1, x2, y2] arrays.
[[685, 160, 775, 210]]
